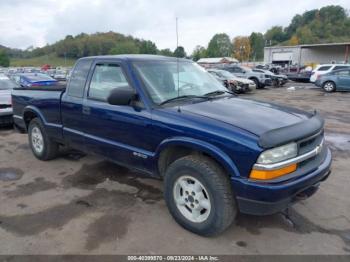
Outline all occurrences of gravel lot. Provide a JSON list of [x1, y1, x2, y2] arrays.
[[0, 82, 349, 255]]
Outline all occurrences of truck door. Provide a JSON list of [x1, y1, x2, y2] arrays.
[[61, 58, 93, 149], [82, 61, 153, 171]]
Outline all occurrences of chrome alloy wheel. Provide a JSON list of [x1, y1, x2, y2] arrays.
[[324, 82, 335, 92], [31, 126, 44, 154], [173, 175, 211, 223]]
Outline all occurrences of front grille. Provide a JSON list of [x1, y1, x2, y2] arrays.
[[295, 130, 325, 174], [298, 131, 324, 155]]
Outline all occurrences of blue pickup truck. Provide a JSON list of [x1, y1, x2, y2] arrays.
[[12, 55, 332, 236]]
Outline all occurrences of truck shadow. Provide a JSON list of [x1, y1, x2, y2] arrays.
[[234, 209, 350, 249]]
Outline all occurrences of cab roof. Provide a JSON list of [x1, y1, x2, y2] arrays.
[[78, 54, 191, 63]]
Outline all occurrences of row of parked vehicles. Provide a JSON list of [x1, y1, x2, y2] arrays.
[[205, 64, 289, 94], [1, 67, 71, 83]]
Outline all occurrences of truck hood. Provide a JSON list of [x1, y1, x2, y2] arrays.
[[180, 96, 311, 136], [0, 90, 11, 105]]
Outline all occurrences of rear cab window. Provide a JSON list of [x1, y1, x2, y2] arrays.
[[67, 59, 93, 97]]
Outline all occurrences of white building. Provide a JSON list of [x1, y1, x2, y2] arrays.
[[264, 42, 350, 67]]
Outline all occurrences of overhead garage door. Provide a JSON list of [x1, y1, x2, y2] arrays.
[[272, 52, 293, 61]]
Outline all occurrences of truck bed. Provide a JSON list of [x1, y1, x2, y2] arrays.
[[11, 86, 66, 137]]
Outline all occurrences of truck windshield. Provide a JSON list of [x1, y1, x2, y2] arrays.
[[133, 61, 226, 104]]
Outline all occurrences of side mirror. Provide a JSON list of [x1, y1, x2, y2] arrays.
[[107, 86, 136, 106]]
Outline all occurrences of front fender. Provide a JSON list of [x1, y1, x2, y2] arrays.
[[155, 136, 240, 177]]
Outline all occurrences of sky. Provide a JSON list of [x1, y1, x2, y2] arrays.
[[0, 0, 349, 53]]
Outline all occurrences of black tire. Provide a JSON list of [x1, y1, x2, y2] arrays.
[[164, 155, 237, 236], [28, 118, 59, 160], [250, 78, 260, 89], [322, 81, 336, 92]]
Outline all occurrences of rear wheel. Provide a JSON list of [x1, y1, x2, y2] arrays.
[[164, 155, 237, 236], [28, 118, 59, 160], [323, 81, 336, 92]]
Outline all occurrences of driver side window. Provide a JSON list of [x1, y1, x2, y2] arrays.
[[89, 63, 129, 101]]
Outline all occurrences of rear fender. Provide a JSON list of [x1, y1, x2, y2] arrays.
[[23, 106, 47, 128]]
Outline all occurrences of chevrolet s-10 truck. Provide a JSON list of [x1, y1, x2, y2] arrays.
[[11, 55, 332, 236]]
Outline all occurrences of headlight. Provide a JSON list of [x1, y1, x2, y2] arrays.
[[257, 142, 297, 164]]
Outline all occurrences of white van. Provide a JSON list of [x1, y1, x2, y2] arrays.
[[310, 64, 350, 83]]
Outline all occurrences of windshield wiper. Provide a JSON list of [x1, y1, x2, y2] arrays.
[[159, 95, 210, 106], [204, 90, 228, 97]]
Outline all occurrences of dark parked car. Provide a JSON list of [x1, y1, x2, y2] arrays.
[[0, 75, 18, 126], [12, 55, 332, 236], [216, 64, 272, 88], [253, 69, 288, 87], [15, 73, 58, 87], [207, 68, 256, 93], [315, 69, 350, 92]]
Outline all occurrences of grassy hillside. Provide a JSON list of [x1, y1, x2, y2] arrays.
[[10, 54, 76, 67]]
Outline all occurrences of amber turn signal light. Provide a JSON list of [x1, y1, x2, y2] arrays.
[[250, 163, 297, 180]]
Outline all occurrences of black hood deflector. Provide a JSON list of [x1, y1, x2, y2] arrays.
[[258, 112, 324, 149]]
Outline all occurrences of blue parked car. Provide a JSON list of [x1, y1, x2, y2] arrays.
[[315, 69, 350, 92], [14, 73, 58, 88], [11, 55, 332, 236]]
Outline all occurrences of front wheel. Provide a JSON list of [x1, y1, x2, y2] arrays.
[[323, 81, 336, 92], [28, 118, 59, 160], [164, 155, 237, 236], [251, 78, 260, 89]]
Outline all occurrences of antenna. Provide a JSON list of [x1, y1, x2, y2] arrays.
[[176, 17, 180, 112]]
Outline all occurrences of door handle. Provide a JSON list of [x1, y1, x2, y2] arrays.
[[82, 106, 91, 115]]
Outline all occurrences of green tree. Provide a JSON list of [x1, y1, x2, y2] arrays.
[[191, 45, 207, 61], [249, 32, 264, 61], [173, 46, 186, 58], [110, 41, 140, 55], [264, 26, 288, 45], [158, 48, 173, 57], [0, 50, 10, 67], [139, 40, 158, 54], [296, 26, 317, 44], [207, 33, 232, 57]]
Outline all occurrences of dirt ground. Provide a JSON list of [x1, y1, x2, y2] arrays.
[[0, 82, 349, 255]]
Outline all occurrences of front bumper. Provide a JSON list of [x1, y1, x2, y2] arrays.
[[232, 148, 332, 215], [0, 107, 12, 116], [314, 79, 322, 87], [0, 108, 13, 126], [263, 78, 273, 86]]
